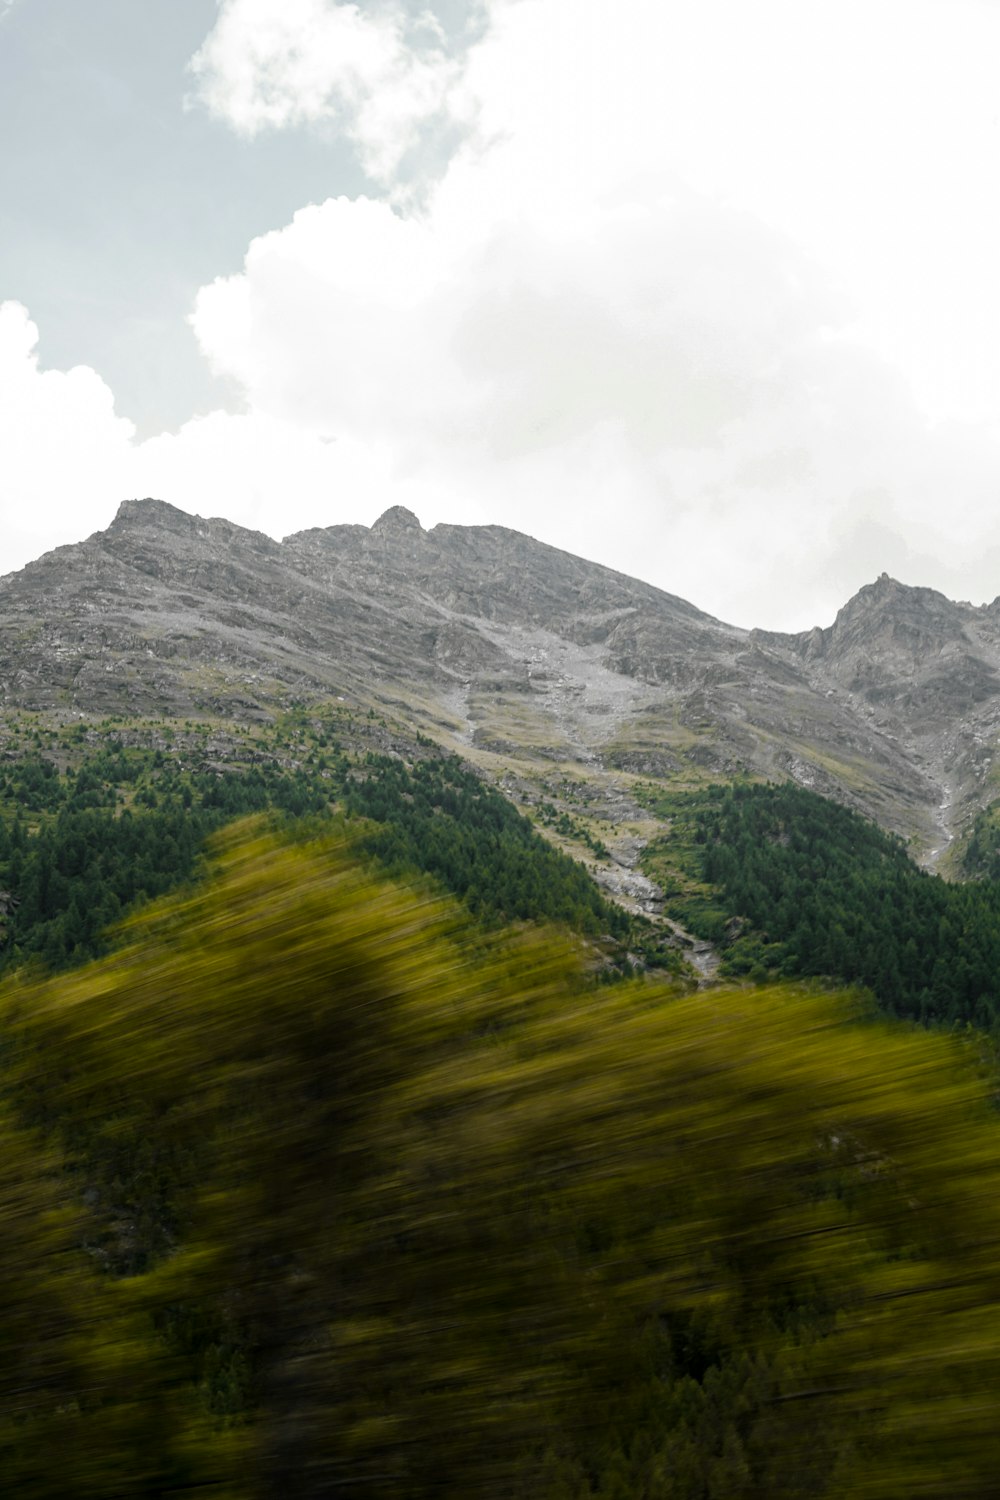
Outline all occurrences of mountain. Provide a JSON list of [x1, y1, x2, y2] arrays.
[[8, 505, 1000, 1493], [3, 498, 1000, 881]]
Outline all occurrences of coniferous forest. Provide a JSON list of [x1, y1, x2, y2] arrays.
[[6, 731, 1000, 1493], [0, 741, 629, 975], [642, 779, 1000, 1030]]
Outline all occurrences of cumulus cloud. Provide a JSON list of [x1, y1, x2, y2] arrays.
[[9, 0, 1000, 633], [133, 408, 456, 539], [188, 0, 478, 186], [0, 302, 135, 568], [170, 0, 1000, 626], [0, 298, 459, 578], [182, 86, 1000, 628]]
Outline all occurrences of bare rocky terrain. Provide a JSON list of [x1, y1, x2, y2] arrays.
[[3, 498, 1000, 880]]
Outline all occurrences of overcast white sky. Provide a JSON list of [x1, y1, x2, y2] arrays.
[[4, 0, 1000, 630]]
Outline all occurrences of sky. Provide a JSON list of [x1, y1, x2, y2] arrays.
[[4, 0, 1000, 631]]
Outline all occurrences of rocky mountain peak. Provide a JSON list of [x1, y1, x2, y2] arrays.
[[107, 497, 278, 555], [782, 573, 1000, 729], [826, 575, 972, 659], [366, 505, 426, 564], [109, 497, 198, 535], [836, 572, 954, 622], [370, 505, 423, 538]]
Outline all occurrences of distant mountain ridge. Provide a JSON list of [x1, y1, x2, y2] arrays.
[[4, 498, 1000, 865]]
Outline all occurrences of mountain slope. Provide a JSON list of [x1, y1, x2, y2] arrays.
[[3, 500, 1000, 871]]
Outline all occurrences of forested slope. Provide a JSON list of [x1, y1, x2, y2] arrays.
[[642, 780, 1000, 1028], [344, 752, 627, 937], [0, 732, 632, 976]]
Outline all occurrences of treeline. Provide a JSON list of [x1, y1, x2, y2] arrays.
[[644, 780, 1000, 1028], [0, 744, 630, 975], [2, 827, 1000, 1494]]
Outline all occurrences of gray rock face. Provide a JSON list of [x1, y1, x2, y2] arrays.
[[765, 573, 1000, 720], [2, 498, 999, 859]]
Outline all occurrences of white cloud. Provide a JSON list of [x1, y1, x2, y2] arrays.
[[9, 0, 1000, 634], [183, 46, 1000, 631], [189, 0, 473, 186], [0, 302, 135, 568], [132, 407, 454, 538], [0, 299, 454, 578], [180, 0, 1000, 628], [457, 0, 1000, 426]]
